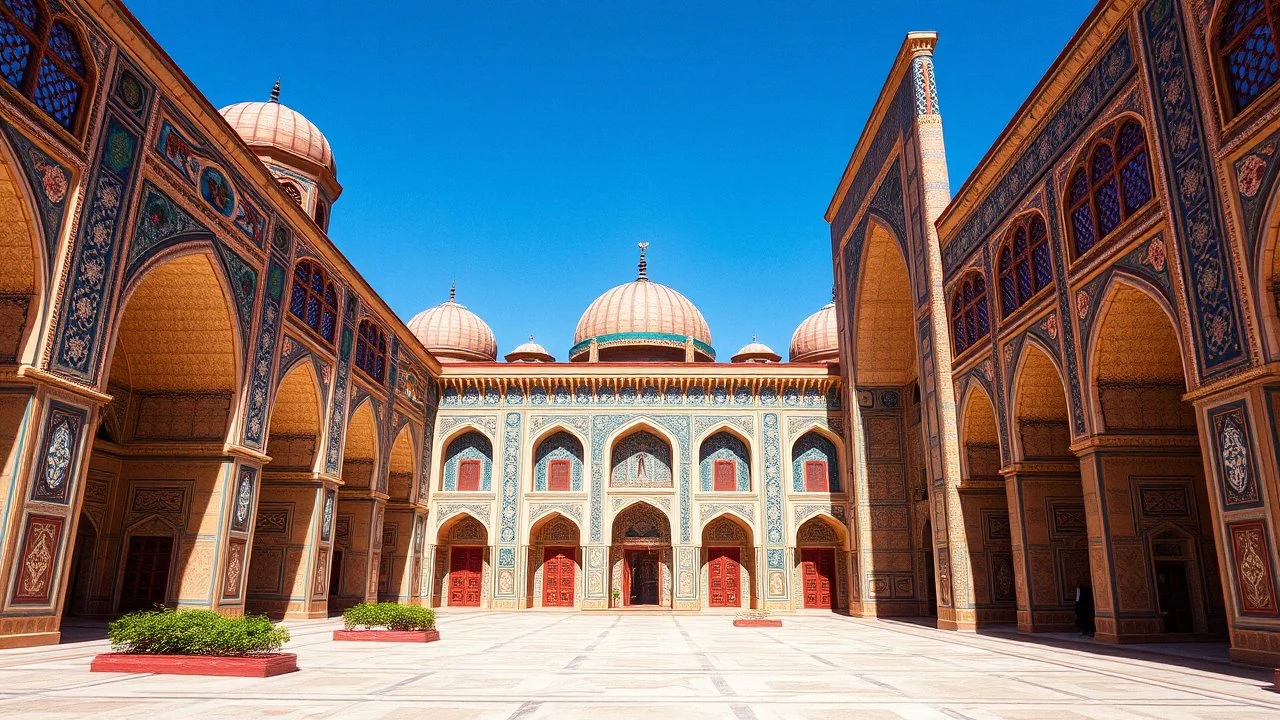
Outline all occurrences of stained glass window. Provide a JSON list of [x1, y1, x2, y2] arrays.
[[951, 272, 989, 356], [0, 4, 91, 132], [1219, 0, 1280, 113], [996, 214, 1052, 317], [355, 319, 388, 384], [1066, 119, 1154, 258], [289, 260, 338, 344]]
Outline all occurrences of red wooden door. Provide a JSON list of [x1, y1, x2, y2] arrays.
[[804, 460, 829, 492], [542, 547, 575, 607], [713, 459, 737, 491], [707, 547, 741, 607], [449, 546, 483, 606], [547, 459, 571, 492], [119, 536, 173, 612], [457, 459, 482, 491], [801, 547, 834, 609]]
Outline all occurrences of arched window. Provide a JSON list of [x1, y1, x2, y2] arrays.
[[314, 200, 329, 231], [951, 272, 989, 356], [0, 1, 92, 131], [1217, 0, 1280, 113], [355, 318, 387, 383], [1067, 119, 1153, 257], [997, 213, 1053, 316], [288, 260, 338, 344], [278, 180, 302, 205]]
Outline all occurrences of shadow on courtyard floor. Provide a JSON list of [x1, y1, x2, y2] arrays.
[[58, 618, 109, 643]]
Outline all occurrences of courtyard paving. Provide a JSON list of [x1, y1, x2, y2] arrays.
[[0, 611, 1277, 718]]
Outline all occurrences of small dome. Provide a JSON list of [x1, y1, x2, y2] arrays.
[[571, 245, 713, 362], [505, 336, 555, 363], [407, 287, 497, 363], [731, 337, 780, 364], [790, 302, 839, 363], [219, 84, 335, 179]]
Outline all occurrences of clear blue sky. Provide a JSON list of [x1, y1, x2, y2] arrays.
[[128, 0, 1093, 361]]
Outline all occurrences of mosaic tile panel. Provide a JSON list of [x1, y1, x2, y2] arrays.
[[500, 412, 521, 544]]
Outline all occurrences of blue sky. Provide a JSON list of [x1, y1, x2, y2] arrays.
[[129, 0, 1094, 361]]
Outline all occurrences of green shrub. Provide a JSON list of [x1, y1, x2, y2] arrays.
[[107, 608, 290, 656], [343, 602, 436, 631]]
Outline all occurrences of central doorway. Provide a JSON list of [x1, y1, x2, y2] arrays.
[[119, 535, 174, 612], [707, 547, 741, 607], [449, 546, 483, 607], [626, 549, 660, 606], [542, 547, 576, 607], [800, 547, 834, 610]]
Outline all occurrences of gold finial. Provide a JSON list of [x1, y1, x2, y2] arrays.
[[637, 241, 649, 280], [269, 79, 280, 103], [449, 282, 456, 302]]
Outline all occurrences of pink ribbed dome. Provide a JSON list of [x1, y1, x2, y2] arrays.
[[790, 302, 839, 363], [573, 279, 711, 347], [219, 95, 335, 178], [408, 290, 497, 363]]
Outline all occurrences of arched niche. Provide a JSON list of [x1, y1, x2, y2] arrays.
[[609, 426, 673, 489], [441, 429, 492, 492], [533, 429, 584, 492], [698, 429, 750, 492]]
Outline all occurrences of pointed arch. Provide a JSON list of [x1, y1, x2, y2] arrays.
[[794, 512, 848, 549], [791, 427, 842, 493], [386, 423, 416, 501], [959, 382, 1002, 481], [1210, 0, 1280, 116], [440, 426, 493, 492], [610, 499, 674, 543], [434, 509, 489, 544], [1086, 276, 1193, 433], [532, 427, 584, 492], [264, 359, 323, 473], [1063, 113, 1155, 258], [528, 511, 582, 546], [0, 132, 46, 367], [698, 427, 751, 492], [853, 216, 916, 386], [340, 397, 379, 489], [607, 420, 675, 489], [700, 511, 755, 545], [1010, 338, 1073, 461]]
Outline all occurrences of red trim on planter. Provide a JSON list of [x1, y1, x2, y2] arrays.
[[733, 619, 782, 627], [90, 653, 297, 677], [333, 629, 440, 643]]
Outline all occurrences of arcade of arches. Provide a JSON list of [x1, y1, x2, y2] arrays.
[[0, 0, 1279, 673]]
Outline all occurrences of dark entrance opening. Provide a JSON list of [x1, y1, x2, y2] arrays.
[[626, 549, 659, 606], [119, 536, 173, 612], [1156, 561, 1193, 633]]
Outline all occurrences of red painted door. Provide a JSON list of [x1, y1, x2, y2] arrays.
[[804, 460, 829, 492], [801, 548, 834, 609], [119, 536, 173, 612], [542, 547, 575, 607], [707, 547, 741, 607], [449, 547, 483, 606]]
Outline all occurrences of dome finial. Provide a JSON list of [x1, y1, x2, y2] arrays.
[[752, 333, 757, 342], [449, 281, 456, 302], [637, 241, 649, 280], [269, 79, 280, 103]]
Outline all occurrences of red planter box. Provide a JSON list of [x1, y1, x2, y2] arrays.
[[333, 629, 440, 643], [733, 619, 783, 627], [90, 652, 297, 677]]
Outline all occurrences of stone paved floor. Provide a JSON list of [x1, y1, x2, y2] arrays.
[[1, 611, 1278, 719]]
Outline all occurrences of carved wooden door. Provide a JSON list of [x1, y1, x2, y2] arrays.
[[119, 536, 173, 612], [708, 547, 741, 607], [542, 547, 575, 607], [449, 546, 483, 606], [801, 547, 834, 609]]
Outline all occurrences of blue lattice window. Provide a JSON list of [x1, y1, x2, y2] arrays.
[[355, 319, 388, 383], [1066, 119, 1153, 258], [791, 432, 839, 493], [1218, 0, 1280, 113], [950, 272, 989, 356], [0, 2, 91, 132], [997, 213, 1052, 317], [289, 260, 338, 344], [699, 431, 750, 492]]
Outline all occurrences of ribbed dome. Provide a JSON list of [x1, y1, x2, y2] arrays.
[[571, 246, 713, 362], [407, 289, 497, 363], [731, 338, 780, 364], [220, 88, 335, 178], [505, 336, 555, 363], [790, 302, 839, 363]]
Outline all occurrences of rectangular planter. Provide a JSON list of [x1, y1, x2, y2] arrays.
[[733, 619, 783, 627], [333, 629, 440, 643], [90, 652, 297, 677]]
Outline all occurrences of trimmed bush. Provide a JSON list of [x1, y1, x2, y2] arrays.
[[343, 602, 436, 631], [107, 609, 290, 656]]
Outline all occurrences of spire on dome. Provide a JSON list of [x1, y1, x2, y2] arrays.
[[269, 79, 280, 103], [449, 282, 456, 303], [637, 241, 649, 281]]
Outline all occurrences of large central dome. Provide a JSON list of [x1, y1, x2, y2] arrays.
[[571, 245, 713, 362]]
